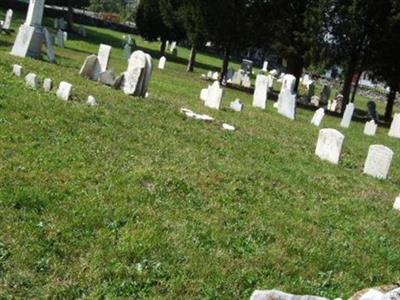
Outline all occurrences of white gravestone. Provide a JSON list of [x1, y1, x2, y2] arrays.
[[315, 129, 345, 165], [242, 75, 251, 88], [12, 64, 23, 77], [364, 120, 378, 136], [212, 72, 219, 81], [43, 78, 52, 92], [79, 54, 101, 81], [230, 99, 243, 112], [262, 61, 268, 72], [11, 0, 45, 58], [87, 96, 97, 106], [253, 74, 268, 110], [158, 56, 166, 70], [200, 87, 209, 102], [266, 74, 274, 88], [43, 27, 56, 62], [25, 73, 38, 89], [250, 290, 328, 300], [204, 81, 224, 110], [98, 44, 112, 73], [340, 103, 355, 128], [277, 74, 297, 120], [394, 196, 400, 211], [388, 113, 400, 138], [3, 9, 13, 30], [363, 145, 394, 179], [56, 81, 73, 101], [311, 108, 325, 127]]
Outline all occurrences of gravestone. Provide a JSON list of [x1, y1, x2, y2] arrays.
[[250, 290, 329, 300], [43, 27, 56, 62], [169, 41, 177, 52], [158, 56, 166, 70], [57, 81, 73, 101], [99, 70, 117, 86], [388, 113, 400, 138], [25, 73, 38, 89], [340, 103, 355, 128], [262, 61, 268, 72], [311, 108, 325, 127], [53, 18, 58, 29], [97, 44, 112, 73], [364, 120, 378, 136], [242, 75, 251, 88], [12, 64, 23, 77], [394, 196, 400, 211], [277, 74, 297, 120], [43, 78, 52, 92], [58, 18, 66, 31], [241, 59, 253, 74], [124, 43, 132, 59], [363, 145, 394, 179], [320, 85, 331, 106], [315, 128, 345, 165], [311, 96, 320, 107], [230, 99, 243, 112], [253, 74, 268, 110], [226, 70, 235, 82], [79, 54, 101, 81], [212, 72, 219, 81], [204, 81, 224, 110], [231, 71, 242, 85], [307, 82, 315, 100], [367, 101, 379, 122], [11, 0, 46, 58], [267, 74, 274, 88], [200, 87, 209, 102], [87, 95, 97, 106], [3, 9, 13, 30], [55, 29, 65, 48]]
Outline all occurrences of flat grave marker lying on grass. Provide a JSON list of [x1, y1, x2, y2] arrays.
[[250, 290, 329, 300], [311, 108, 325, 127], [25, 73, 38, 89], [389, 113, 400, 139], [363, 145, 394, 179], [364, 120, 378, 136], [253, 74, 268, 110], [340, 103, 355, 128], [315, 128, 345, 165], [57, 81, 73, 101]]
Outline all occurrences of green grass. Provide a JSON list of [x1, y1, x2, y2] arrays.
[[1, 9, 400, 300]]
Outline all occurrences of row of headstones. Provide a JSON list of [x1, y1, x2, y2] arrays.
[[79, 44, 153, 98], [12, 64, 97, 105], [54, 17, 86, 37], [1, 9, 13, 30]]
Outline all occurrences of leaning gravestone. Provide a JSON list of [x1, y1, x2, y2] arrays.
[[12, 64, 23, 77], [43, 27, 56, 62], [253, 74, 268, 110], [25, 73, 38, 89], [388, 113, 400, 139], [363, 145, 394, 179], [364, 120, 378, 136], [230, 99, 243, 112], [158, 56, 166, 70], [2, 9, 13, 30], [79, 54, 101, 81], [56, 81, 73, 101], [311, 108, 325, 127], [97, 44, 112, 73], [204, 81, 224, 110], [315, 128, 345, 165], [340, 103, 355, 128], [277, 74, 297, 120], [43, 78, 52, 92], [99, 70, 117, 86]]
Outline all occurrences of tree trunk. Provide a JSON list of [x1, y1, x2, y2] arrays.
[[67, 0, 74, 32], [187, 45, 197, 72], [220, 47, 230, 84], [160, 38, 167, 57], [385, 85, 398, 121], [286, 56, 304, 93], [350, 71, 362, 103]]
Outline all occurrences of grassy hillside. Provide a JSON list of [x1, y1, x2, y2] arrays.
[[0, 9, 399, 300]]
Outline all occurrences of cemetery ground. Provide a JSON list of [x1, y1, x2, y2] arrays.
[[1, 9, 400, 300]]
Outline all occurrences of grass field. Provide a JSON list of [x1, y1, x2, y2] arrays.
[[1, 9, 400, 300]]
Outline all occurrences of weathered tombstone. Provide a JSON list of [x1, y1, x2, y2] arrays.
[[394, 196, 400, 211], [12, 64, 23, 77], [266, 74, 274, 88], [389, 113, 400, 138], [262, 61, 268, 72], [230, 99, 243, 112], [320, 84, 331, 106], [79, 54, 101, 81], [315, 128, 345, 165], [367, 101, 379, 122], [43, 27, 56, 62], [253, 74, 268, 110], [25, 73, 38, 89], [56, 81, 73, 101], [250, 290, 329, 300], [169, 41, 177, 52], [363, 145, 394, 179], [340, 103, 355, 128], [204, 81, 224, 110], [277, 74, 297, 120], [158, 56, 166, 70], [97, 44, 112, 73], [349, 286, 400, 300], [231, 71, 242, 85], [87, 95, 97, 106], [99, 70, 116, 86], [364, 120, 378, 136], [11, 0, 46, 58], [55, 29, 65, 48], [2, 9, 13, 30], [242, 75, 251, 88], [43, 78, 52, 92], [212, 72, 219, 80], [311, 96, 320, 107], [311, 108, 325, 127]]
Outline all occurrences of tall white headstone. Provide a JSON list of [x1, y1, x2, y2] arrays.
[[25, 73, 38, 89], [204, 81, 224, 110], [364, 120, 378, 136], [277, 74, 297, 120], [311, 108, 325, 127], [97, 44, 112, 73], [3, 9, 13, 30], [363, 145, 394, 179], [389, 113, 400, 139], [262, 61, 268, 72], [253, 74, 268, 110], [315, 129, 345, 165], [340, 103, 355, 128]]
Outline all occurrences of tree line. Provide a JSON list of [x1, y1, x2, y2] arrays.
[[135, 0, 400, 120]]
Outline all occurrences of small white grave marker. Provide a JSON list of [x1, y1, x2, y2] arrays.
[[158, 56, 166, 70], [315, 129, 345, 165], [204, 81, 224, 110], [364, 120, 378, 136], [43, 78, 52, 92], [87, 95, 97, 106], [394, 196, 400, 211], [363, 145, 394, 179], [12, 64, 23, 77], [25, 73, 38, 89], [56, 81, 73, 101], [389, 113, 400, 139], [230, 99, 243, 112], [311, 108, 325, 127]]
